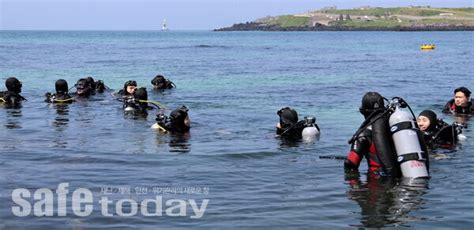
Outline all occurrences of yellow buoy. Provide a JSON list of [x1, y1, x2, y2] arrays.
[[420, 44, 436, 50]]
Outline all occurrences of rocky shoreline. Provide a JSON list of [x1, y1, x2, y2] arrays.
[[215, 22, 474, 31]]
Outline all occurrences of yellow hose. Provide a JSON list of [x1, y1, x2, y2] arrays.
[[54, 98, 75, 103], [139, 100, 166, 109], [0, 97, 5, 103]]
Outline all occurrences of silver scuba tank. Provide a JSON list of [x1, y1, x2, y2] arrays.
[[389, 103, 429, 178], [124, 106, 135, 112], [302, 116, 320, 143]]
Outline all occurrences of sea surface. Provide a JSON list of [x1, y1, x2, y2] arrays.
[[0, 31, 473, 229]]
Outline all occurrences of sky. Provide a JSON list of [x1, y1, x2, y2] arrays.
[[1, 0, 473, 30]]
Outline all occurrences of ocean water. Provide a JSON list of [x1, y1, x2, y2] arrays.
[[0, 31, 473, 229]]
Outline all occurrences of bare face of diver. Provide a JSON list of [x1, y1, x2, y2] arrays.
[[184, 115, 191, 127], [417, 115, 431, 132], [454, 92, 469, 107], [126, 85, 137, 95], [76, 82, 89, 96]]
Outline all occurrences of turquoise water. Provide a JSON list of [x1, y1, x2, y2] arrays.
[[0, 31, 473, 228]]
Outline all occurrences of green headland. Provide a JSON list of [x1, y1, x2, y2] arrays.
[[216, 6, 474, 31]]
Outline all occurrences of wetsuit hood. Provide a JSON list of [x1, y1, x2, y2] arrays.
[[360, 92, 384, 118], [134, 87, 148, 106], [419, 110, 437, 132], [75, 78, 92, 96], [55, 79, 69, 95], [123, 80, 137, 95], [5, 77, 22, 94], [151, 75, 166, 86], [278, 107, 298, 128], [169, 106, 190, 132]]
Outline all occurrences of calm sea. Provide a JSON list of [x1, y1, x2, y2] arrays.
[[0, 31, 473, 229]]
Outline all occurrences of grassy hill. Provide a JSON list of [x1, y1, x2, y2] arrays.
[[217, 7, 474, 31]]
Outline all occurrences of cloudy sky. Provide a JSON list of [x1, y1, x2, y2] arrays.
[[1, 0, 472, 30]]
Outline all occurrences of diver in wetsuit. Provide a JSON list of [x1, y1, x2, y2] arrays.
[[115, 80, 137, 97], [276, 107, 304, 139], [85, 76, 107, 94], [276, 107, 321, 142], [123, 87, 153, 116], [153, 105, 191, 133], [45, 79, 74, 103], [151, 74, 175, 90], [0, 77, 26, 107], [345, 92, 400, 177], [443, 87, 474, 115], [417, 110, 461, 150], [74, 78, 94, 98]]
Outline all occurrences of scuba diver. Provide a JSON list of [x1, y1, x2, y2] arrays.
[[74, 77, 107, 98], [0, 77, 26, 107], [276, 107, 320, 142], [152, 105, 191, 133], [114, 80, 137, 97], [74, 78, 94, 98], [86, 76, 107, 94], [345, 92, 430, 178], [123, 87, 154, 116], [151, 74, 175, 90], [417, 110, 464, 150], [45, 79, 74, 103], [443, 87, 473, 115]]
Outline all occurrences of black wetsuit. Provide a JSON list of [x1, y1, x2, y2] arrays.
[[421, 120, 458, 150], [0, 91, 26, 107], [345, 128, 385, 174], [443, 99, 474, 115]]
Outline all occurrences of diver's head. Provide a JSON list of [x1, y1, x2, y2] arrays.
[[75, 78, 91, 96], [277, 107, 298, 129], [454, 87, 471, 107], [134, 87, 148, 107], [123, 80, 137, 95], [85, 76, 95, 85], [151, 75, 166, 88], [55, 79, 69, 95], [170, 105, 190, 130], [5, 77, 22, 94], [417, 110, 437, 132], [359, 92, 384, 118]]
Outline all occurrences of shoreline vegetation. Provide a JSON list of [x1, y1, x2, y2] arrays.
[[215, 6, 474, 31]]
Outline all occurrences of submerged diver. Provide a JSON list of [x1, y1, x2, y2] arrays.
[[151, 75, 175, 90], [417, 110, 462, 149], [123, 87, 153, 116], [443, 87, 473, 115], [152, 105, 191, 133], [276, 107, 320, 142], [45, 79, 74, 103], [0, 77, 26, 107]]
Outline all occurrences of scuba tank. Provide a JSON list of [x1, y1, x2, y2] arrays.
[[388, 98, 429, 178], [301, 116, 320, 143]]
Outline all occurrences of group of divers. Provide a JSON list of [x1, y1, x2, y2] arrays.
[[0, 76, 473, 179]]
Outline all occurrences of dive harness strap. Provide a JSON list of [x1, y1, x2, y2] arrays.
[[397, 151, 427, 164], [390, 121, 417, 134]]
